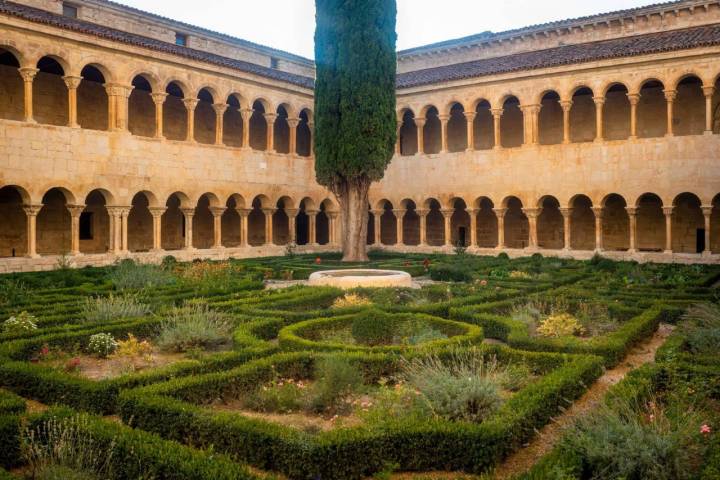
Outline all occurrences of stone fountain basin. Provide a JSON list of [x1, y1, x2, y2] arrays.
[[308, 269, 413, 289]]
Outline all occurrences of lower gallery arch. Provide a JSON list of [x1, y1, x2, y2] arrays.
[[316, 202, 330, 245], [221, 195, 243, 247], [672, 192, 704, 253], [476, 197, 497, 248], [504, 197, 529, 249], [570, 195, 595, 250], [37, 188, 71, 255], [636, 193, 665, 252], [401, 200, 420, 246], [80, 190, 110, 254], [602, 194, 629, 251], [161, 193, 186, 251], [192, 194, 215, 249], [296, 199, 313, 246], [450, 198, 470, 246], [425, 199, 444, 246], [0, 186, 27, 257], [366, 205, 375, 245], [273, 197, 291, 245], [128, 192, 154, 252], [248, 196, 267, 246], [537, 196, 563, 249], [380, 201, 397, 245]]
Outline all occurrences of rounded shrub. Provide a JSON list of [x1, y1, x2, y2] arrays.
[[2, 311, 38, 334], [87, 333, 118, 358], [351, 309, 395, 346]]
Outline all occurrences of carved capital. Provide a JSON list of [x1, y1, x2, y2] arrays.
[[438, 114, 450, 123], [663, 89, 677, 102], [263, 113, 278, 123], [104, 83, 133, 98], [240, 108, 254, 121], [492, 208, 507, 218], [591, 206, 604, 219], [392, 209, 406, 217], [701, 205, 714, 216], [490, 108, 504, 118], [210, 206, 227, 217], [415, 208, 429, 217], [522, 207, 541, 219], [592, 96, 606, 106], [702, 86, 716, 98], [559, 207, 573, 217], [150, 92, 168, 105], [149, 207, 167, 218], [22, 204, 43, 217], [66, 204, 86, 218], [19, 67, 38, 82], [236, 207, 252, 217], [62, 75, 82, 90], [440, 208, 454, 218], [285, 208, 299, 217], [261, 207, 277, 216], [212, 103, 228, 116], [464, 111, 477, 122], [662, 206, 674, 216], [180, 207, 196, 218], [465, 208, 479, 216], [626, 93, 641, 105], [182, 98, 199, 110], [559, 100, 573, 112], [287, 118, 300, 128], [625, 207, 638, 216], [414, 118, 427, 128]]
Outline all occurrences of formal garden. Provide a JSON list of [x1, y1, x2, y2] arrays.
[[0, 251, 717, 479]]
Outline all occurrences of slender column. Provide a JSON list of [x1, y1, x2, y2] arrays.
[[63, 76, 82, 128], [264, 113, 277, 153], [415, 118, 426, 155], [372, 210, 382, 245], [560, 100, 572, 144], [151, 93, 167, 139], [262, 208, 276, 245], [664, 89, 677, 137], [491, 108, 503, 149], [149, 207, 166, 251], [493, 208, 507, 248], [559, 207, 572, 250], [237, 208, 251, 247], [210, 207, 226, 248], [106, 207, 123, 254], [663, 206, 673, 253], [328, 212, 339, 246], [19, 68, 38, 123], [120, 207, 130, 253], [183, 98, 198, 142], [593, 96, 605, 142], [523, 208, 540, 249], [592, 207, 604, 251], [395, 119, 403, 155], [307, 210, 318, 245], [288, 118, 300, 155], [213, 104, 227, 146], [67, 205, 85, 255], [286, 208, 299, 244], [393, 209, 405, 245], [701, 205, 713, 255], [467, 208, 478, 247], [519, 105, 535, 146], [626, 207, 637, 252], [627, 93, 640, 139], [417, 209, 429, 246], [240, 108, 253, 149], [22, 205, 42, 258], [464, 111, 476, 151], [527, 105, 540, 145], [440, 208, 453, 247], [105, 84, 133, 132], [180, 207, 195, 250], [308, 121, 315, 156], [439, 114, 449, 153], [703, 86, 716, 135]]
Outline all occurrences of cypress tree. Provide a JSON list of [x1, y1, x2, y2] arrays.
[[314, 0, 397, 261]]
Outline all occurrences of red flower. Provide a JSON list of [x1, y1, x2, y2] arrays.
[[701, 424, 711, 435], [315, 257, 322, 264], [40, 344, 50, 357]]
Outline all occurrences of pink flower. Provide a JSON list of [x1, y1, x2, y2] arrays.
[[701, 424, 711, 435], [649, 414, 655, 422], [480, 280, 488, 286]]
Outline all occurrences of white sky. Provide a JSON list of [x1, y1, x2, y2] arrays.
[[115, 0, 658, 59]]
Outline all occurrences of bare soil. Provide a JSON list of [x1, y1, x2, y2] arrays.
[[43, 349, 187, 380]]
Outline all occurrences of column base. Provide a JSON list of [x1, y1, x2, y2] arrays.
[[663, 250, 673, 255], [593, 138, 604, 144], [664, 133, 674, 138], [25, 254, 40, 259], [702, 250, 713, 257], [150, 248, 164, 253], [627, 248, 637, 254], [704, 130, 715, 136]]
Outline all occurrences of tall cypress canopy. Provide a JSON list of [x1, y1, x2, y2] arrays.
[[314, 0, 397, 261]]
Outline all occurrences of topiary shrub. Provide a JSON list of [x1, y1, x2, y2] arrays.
[[429, 264, 474, 282], [87, 333, 118, 358], [350, 309, 396, 346]]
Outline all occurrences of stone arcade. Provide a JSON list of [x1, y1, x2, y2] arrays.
[[1, 0, 720, 272]]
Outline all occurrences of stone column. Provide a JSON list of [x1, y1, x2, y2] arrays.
[[105, 84, 133, 132], [627, 93, 640, 139], [288, 118, 300, 155], [393, 209, 405, 245], [439, 114, 449, 153], [415, 118, 426, 155], [180, 207, 195, 250], [210, 206, 226, 248], [559, 207, 572, 250], [493, 208, 507, 248], [106, 207, 123, 254], [395, 119, 403, 155], [67, 205, 85, 255], [663, 89, 677, 137], [180, 98, 198, 142], [213, 104, 227, 146], [372, 210, 382, 245], [120, 207, 131, 253], [63, 76, 82, 128], [22, 205, 42, 258], [328, 212, 339, 246], [151, 93, 167, 139], [701, 205, 713, 255], [703, 86, 716, 135], [467, 208, 478, 247], [441, 208, 453, 247], [19, 67, 38, 123], [626, 207, 637, 252], [560, 100, 573, 144], [491, 108, 503, 149], [592, 207, 604, 251], [286, 208, 299, 244], [240, 108, 253, 149], [464, 111, 476, 151], [149, 207, 166, 251], [528, 104, 541, 145], [264, 113, 277, 153], [307, 210, 318, 245], [593, 96, 605, 142], [519, 105, 535, 146], [663, 206, 673, 253], [523, 208, 540, 249], [237, 208, 251, 247], [417, 209, 429, 246], [262, 208, 276, 245]]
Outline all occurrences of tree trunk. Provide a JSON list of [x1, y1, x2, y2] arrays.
[[336, 179, 370, 262]]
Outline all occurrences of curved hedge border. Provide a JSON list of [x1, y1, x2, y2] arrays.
[[278, 312, 483, 353]]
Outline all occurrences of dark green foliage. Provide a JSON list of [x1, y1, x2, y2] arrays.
[[429, 264, 475, 282], [0, 415, 21, 469], [314, 0, 397, 187], [351, 309, 395, 345]]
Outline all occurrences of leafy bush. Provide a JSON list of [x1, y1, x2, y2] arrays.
[[309, 356, 365, 412], [157, 304, 232, 352], [429, 264, 474, 282], [244, 377, 308, 414], [536, 313, 584, 338], [82, 294, 151, 324], [332, 293, 372, 309], [114, 334, 152, 357], [350, 309, 396, 346], [108, 260, 175, 290], [680, 303, 720, 355], [0, 278, 29, 306], [87, 333, 118, 358], [2, 311, 38, 334]]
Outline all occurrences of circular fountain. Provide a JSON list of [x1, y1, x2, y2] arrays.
[[308, 269, 413, 289]]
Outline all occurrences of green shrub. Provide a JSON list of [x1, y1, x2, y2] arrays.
[[429, 264, 474, 282], [157, 304, 232, 352], [2, 311, 38, 334], [310, 356, 364, 412], [351, 309, 395, 346], [82, 294, 151, 323], [108, 260, 175, 290], [244, 377, 307, 414], [87, 333, 118, 358], [680, 303, 720, 355]]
